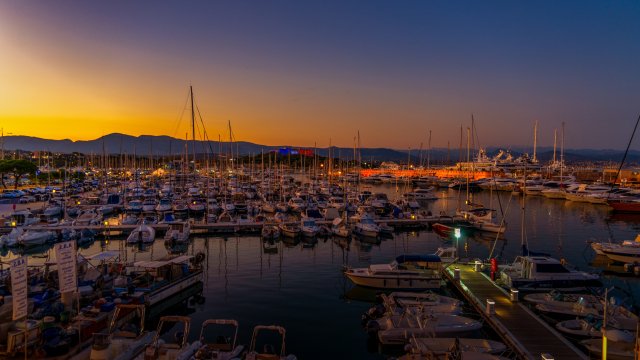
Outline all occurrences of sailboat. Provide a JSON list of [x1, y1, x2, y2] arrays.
[[456, 120, 506, 234], [499, 147, 602, 292]]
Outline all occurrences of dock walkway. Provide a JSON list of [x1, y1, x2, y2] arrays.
[[443, 264, 588, 360]]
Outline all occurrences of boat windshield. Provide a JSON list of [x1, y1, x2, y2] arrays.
[[535, 263, 570, 273]]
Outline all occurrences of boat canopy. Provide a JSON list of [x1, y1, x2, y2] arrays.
[[395, 254, 441, 263], [84, 250, 120, 261], [133, 255, 193, 269]]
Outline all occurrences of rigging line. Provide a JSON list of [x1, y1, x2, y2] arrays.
[[195, 104, 217, 156], [488, 190, 513, 260], [608, 113, 640, 197], [171, 89, 192, 138]]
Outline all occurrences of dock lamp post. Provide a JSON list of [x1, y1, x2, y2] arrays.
[[454, 228, 461, 257]]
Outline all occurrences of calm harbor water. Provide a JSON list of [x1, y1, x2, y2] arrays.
[[3, 185, 640, 359]]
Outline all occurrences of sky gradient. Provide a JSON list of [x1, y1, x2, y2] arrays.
[[1, 1, 639, 150]]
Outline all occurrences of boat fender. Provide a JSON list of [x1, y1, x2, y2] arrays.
[[194, 252, 206, 264]]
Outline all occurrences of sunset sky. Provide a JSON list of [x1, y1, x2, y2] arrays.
[[0, 1, 638, 149]]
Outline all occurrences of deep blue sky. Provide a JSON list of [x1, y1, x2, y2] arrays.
[[1, 1, 639, 149]]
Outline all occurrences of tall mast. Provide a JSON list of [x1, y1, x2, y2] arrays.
[[560, 122, 565, 176], [532, 120, 538, 163], [552, 128, 557, 165], [190, 86, 196, 172], [427, 129, 432, 169]]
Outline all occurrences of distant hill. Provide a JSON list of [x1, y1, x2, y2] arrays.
[[2, 134, 637, 164]]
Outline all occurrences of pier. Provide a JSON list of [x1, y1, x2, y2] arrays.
[[443, 264, 588, 360], [0, 216, 460, 236]]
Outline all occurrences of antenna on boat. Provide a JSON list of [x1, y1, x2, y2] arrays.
[[190, 85, 196, 174]]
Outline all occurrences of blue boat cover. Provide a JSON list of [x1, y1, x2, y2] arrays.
[[396, 254, 441, 263]]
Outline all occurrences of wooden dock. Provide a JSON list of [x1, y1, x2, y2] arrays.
[[0, 215, 461, 236], [443, 264, 588, 360]]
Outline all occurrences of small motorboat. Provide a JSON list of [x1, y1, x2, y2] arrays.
[[193, 319, 244, 360], [261, 225, 280, 240], [345, 254, 443, 290], [142, 316, 200, 360], [555, 317, 603, 338], [369, 312, 483, 345], [279, 223, 301, 238], [364, 292, 462, 321], [581, 331, 637, 360], [300, 217, 319, 238], [90, 304, 154, 360], [244, 325, 297, 360], [331, 218, 351, 237], [164, 221, 191, 244], [126, 223, 156, 244], [353, 214, 380, 237]]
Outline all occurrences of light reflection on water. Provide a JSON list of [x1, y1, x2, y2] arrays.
[[3, 186, 640, 359]]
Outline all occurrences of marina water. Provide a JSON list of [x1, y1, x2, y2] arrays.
[[3, 184, 639, 359]]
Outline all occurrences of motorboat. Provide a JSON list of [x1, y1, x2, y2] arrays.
[[73, 209, 102, 226], [125, 199, 144, 213], [287, 197, 306, 212], [97, 204, 116, 216], [119, 254, 204, 308], [43, 202, 63, 217], [90, 304, 154, 360], [369, 311, 483, 345], [535, 297, 638, 331], [523, 291, 600, 306], [0, 227, 24, 247], [344, 254, 443, 290], [432, 222, 456, 238], [600, 241, 640, 264], [126, 223, 156, 244], [403, 188, 438, 201], [121, 213, 139, 225], [164, 221, 191, 244], [8, 210, 39, 226], [155, 198, 173, 213], [364, 292, 462, 321], [300, 217, 319, 238], [279, 222, 301, 238], [353, 214, 380, 238], [18, 229, 54, 247], [245, 325, 297, 360], [581, 332, 637, 360], [193, 319, 244, 360], [328, 196, 346, 211], [142, 316, 200, 360], [261, 224, 280, 240], [142, 199, 157, 212], [206, 198, 221, 214], [433, 246, 458, 263], [331, 218, 351, 237], [555, 317, 603, 338], [172, 200, 189, 214], [188, 198, 206, 214], [499, 255, 601, 292]]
